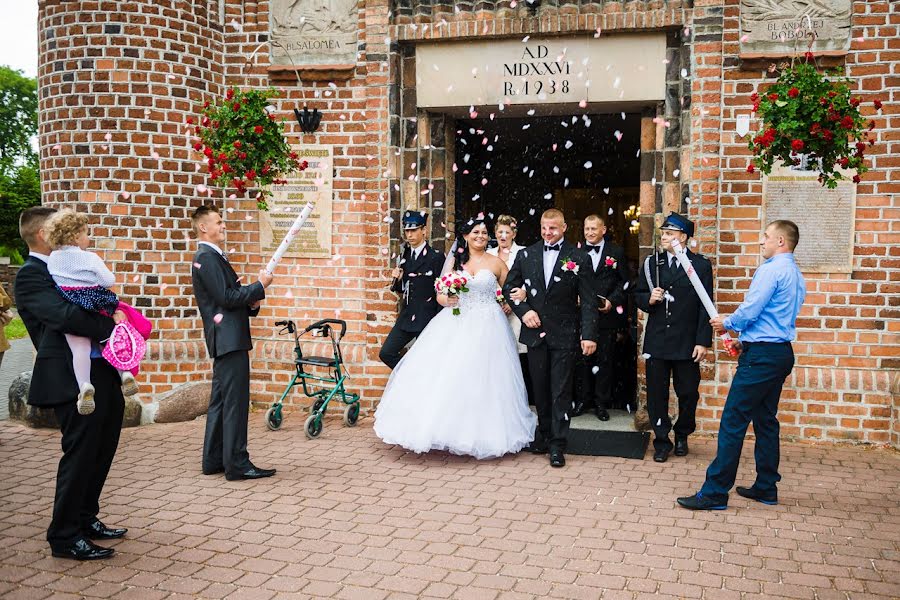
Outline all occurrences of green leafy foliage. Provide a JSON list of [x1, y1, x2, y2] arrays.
[[0, 67, 38, 171], [0, 67, 40, 257], [747, 53, 882, 189], [189, 88, 308, 210], [0, 164, 40, 259]]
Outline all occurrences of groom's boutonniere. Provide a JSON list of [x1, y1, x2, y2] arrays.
[[560, 257, 580, 274], [604, 256, 617, 269]]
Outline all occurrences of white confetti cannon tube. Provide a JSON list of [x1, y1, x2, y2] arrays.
[[265, 202, 314, 275], [669, 238, 739, 357]]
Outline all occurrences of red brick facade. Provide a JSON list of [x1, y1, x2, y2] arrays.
[[36, 0, 898, 447]]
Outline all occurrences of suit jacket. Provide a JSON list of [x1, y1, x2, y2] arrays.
[[634, 250, 714, 360], [191, 244, 266, 359], [390, 243, 445, 334], [581, 241, 628, 330], [503, 240, 598, 350], [14, 256, 116, 407]]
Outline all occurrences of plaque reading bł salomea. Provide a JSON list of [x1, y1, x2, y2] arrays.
[[762, 164, 855, 273], [739, 0, 852, 57], [270, 0, 358, 66], [261, 145, 333, 259]]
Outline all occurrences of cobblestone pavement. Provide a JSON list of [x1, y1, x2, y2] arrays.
[[0, 416, 898, 599]]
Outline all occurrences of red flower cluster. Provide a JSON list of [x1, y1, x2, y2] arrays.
[[188, 87, 309, 210]]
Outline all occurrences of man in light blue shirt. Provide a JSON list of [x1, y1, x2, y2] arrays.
[[678, 220, 806, 510]]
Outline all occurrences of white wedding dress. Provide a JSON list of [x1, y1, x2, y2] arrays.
[[374, 268, 537, 459]]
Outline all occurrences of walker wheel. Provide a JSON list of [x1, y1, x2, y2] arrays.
[[311, 398, 326, 414], [264, 406, 283, 431], [304, 414, 323, 439], [343, 403, 360, 427]]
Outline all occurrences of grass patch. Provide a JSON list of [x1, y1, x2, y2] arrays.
[[4, 317, 27, 341]]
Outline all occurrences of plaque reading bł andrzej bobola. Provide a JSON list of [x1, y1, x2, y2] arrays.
[[739, 0, 852, 57], [269, 0, 358, 66], [261, 145, 333, 259], [762, 164, 856, 274]]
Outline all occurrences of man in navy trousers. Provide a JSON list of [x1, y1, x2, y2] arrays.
[[678, 220, 806, 510]]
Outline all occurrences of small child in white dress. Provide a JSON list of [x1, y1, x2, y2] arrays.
[[45, 209, 140, 415]]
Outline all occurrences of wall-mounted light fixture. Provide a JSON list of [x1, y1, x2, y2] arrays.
[[294, 107, 322, 134]]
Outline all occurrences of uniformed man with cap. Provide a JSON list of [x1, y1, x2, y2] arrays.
[[379, 210, 446, 369], [635, 213, 713, 463]]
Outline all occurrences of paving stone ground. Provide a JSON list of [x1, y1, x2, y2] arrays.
[[0, 414, 898, 600]]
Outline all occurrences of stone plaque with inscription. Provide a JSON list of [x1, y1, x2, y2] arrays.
[[270, 0, 358, 66], [261, 145, 333, 259], [763, 164, 855, 273], [740, 0, 852, 57], [416, 34, 666, 109]]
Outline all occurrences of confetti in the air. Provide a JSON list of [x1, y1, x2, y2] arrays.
[[213, 313, 223, 324], [121, 192, 130, 200]]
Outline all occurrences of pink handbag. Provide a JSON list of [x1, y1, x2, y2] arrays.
[[102, 321, 147, 371]]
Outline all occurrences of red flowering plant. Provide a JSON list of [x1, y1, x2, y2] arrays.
[[747, 53, 882, 188], [187, 87, 308, 210]]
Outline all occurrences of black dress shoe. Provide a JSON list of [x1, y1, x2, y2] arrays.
[[202, 466, 225, 476], [225, 466, 276, 481], [653, 448, 671, 463], [736, 486, 778, 505], [51, 538, 115, 561], [549, 449, 566, 468], [84, 519, 127, 540], [674, 436, 689, 457], [526, 441, 549, 454], [676, 492, 728, 511], [595, 408, 610, 421]]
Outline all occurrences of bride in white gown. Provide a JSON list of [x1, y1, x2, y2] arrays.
[[374, 216, 537, 459]]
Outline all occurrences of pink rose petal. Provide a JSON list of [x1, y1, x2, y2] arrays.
[[121, 191, 130, 200], [213, 313, 223, 324]]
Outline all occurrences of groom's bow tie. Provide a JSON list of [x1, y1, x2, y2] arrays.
[[544, 244, 561, 252], [585, 244, 602, 253]]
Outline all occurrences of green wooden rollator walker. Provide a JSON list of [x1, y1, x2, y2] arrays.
[[264, 319, 360, 439]]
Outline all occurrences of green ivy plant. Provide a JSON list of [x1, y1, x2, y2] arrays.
[[187, 88, 307, 210], [747, 52, 882, 188]]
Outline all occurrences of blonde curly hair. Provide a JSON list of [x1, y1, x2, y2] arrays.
[[45, 209, 90, 249]]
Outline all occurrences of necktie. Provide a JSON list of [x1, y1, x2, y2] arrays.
[[544, 244, 560, 251], [586, 244, 602, 254]]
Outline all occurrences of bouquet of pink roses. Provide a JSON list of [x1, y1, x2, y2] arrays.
[[434, 272, 469, 315]]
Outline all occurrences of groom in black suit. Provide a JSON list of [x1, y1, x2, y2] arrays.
[[504, 209, 598, 467], [191, 205, 276, 481], [15, 206, 127, 560]]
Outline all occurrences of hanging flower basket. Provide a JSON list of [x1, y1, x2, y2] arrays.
[[747, 52, 882, 189], [187, 88, 308, 210]]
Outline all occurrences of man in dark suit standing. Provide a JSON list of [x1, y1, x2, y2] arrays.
[[191, 205, 276, 481], [15, 206, 127, 560], [575, 214, 628, 421], [635, 213, 713, 463], [379, 210, 445, 369], [504, 208, 598, 468]]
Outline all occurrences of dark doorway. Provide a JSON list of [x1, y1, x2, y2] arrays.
[[454, 112, 641, 249], [453, 111, 643, 414]]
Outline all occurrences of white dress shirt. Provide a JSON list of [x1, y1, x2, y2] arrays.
[[543, 242, 561, 288], [587, 240, 605, 271]]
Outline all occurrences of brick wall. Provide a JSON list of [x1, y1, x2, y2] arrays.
[[37, 0, 899, 446], [697, 0, 900, 445], [38, 0, 226, 391]]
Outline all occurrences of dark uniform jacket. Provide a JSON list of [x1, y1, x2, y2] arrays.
[[14, 256, 116, 407], [503, 240, 598, 350], [581, 241, 628, 331], [192, 244, 266, 359], [634, 250, 713, 360], [391, 243, 445, 334]]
